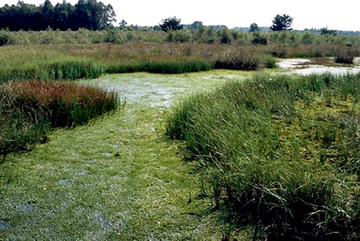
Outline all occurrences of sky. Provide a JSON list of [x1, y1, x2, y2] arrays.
[[2, 0, 360, 31]]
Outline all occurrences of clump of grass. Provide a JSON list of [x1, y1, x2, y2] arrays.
[[334, 49, 356, 64], [264, 55, 277, 68], [105, 58, 212, 74], [215, 50, 261, 70], [42, 60, 104, 80], [0, 110, 49, 162], [146, 58, 213, 73], [0, 59, 105, 84], [0, 81, 119, 160], [105, 61, 147, 74], [268, 46, 288, 58], [167, 73, 360, 240]]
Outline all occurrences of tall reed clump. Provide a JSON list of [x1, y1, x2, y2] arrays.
[[41, 60, 105, 80], [145, 58, 213, 74], [214, 50, 262, 70], [0, 81, 119, 160], [334, 48, 357, 64], [167, 73, 360, 240], [106, 58, 213, 74], [0, 60, 105, 84]]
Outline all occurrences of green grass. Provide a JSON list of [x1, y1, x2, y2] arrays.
[[0, 42, 358, 83], [0, 71, 259, 240], [0, 37, 359, 239], [0, 81, 119, 160], [0, 44, 215, 83], [167, 73, 360, 240]]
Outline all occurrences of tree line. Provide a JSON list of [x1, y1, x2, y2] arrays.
[[0, 0, 116, 31]]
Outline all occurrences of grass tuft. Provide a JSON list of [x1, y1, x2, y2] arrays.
[[0, 81, 119, 159], [167, 73, 360, 240]]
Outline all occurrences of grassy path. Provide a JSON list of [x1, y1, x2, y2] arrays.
[[0, 71, 255, 240]]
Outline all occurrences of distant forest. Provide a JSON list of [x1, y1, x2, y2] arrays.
[[0, 0, 116, 31]]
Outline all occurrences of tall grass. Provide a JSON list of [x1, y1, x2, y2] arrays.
[[0, 41, 358, 83], [0, 81, 119, 160], [0, 44, 275, 83], [167, 73, 360, 240], [0, 60, 104, 84], [334, 48, 357, 64]]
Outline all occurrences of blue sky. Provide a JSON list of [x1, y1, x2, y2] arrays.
[[2, 0, 360, 31]]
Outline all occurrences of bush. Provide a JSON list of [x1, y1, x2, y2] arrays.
[[218, 27, 233, 44], [104, 29, 125, 43], [268, 46, 288, 58], [334, 49, 355, 64], [252, 32, 268, 45], [0, 30, 12, 46], [167, 29, 193, 43]]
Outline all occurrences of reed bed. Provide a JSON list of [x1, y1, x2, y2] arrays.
[[0, 41, 358, 84], [0, 43, 278, 84], [0, 81, 119, 160], [167, 73, 360, 240]]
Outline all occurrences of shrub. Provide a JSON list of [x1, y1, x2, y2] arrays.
[[218, 27, 233, 44], [251, 32, 268, 45], [334, 49, 355, 64], [0, 30, 13, 46], [268, 46, 288, 58], [104, 29, 125, 43], [167, 29, 193, 43]]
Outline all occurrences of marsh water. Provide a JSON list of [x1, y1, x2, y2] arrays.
[[81, 58, 360, 107], [2, 59, 360, 240], [278, 57, 360, 75]]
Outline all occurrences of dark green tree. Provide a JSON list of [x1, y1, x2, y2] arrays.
[[119, 19, 127, 29], [190, 21, 203, 30], [249, 23, 259, 32], [159, 16, 183, 32], [0, 0, 115, 30], [86, 0, 116, 30], [270, 14, 293, 31], [53, 1, 74, 30], [320, 27, 337, 35], [41, 0, 53, 26]]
